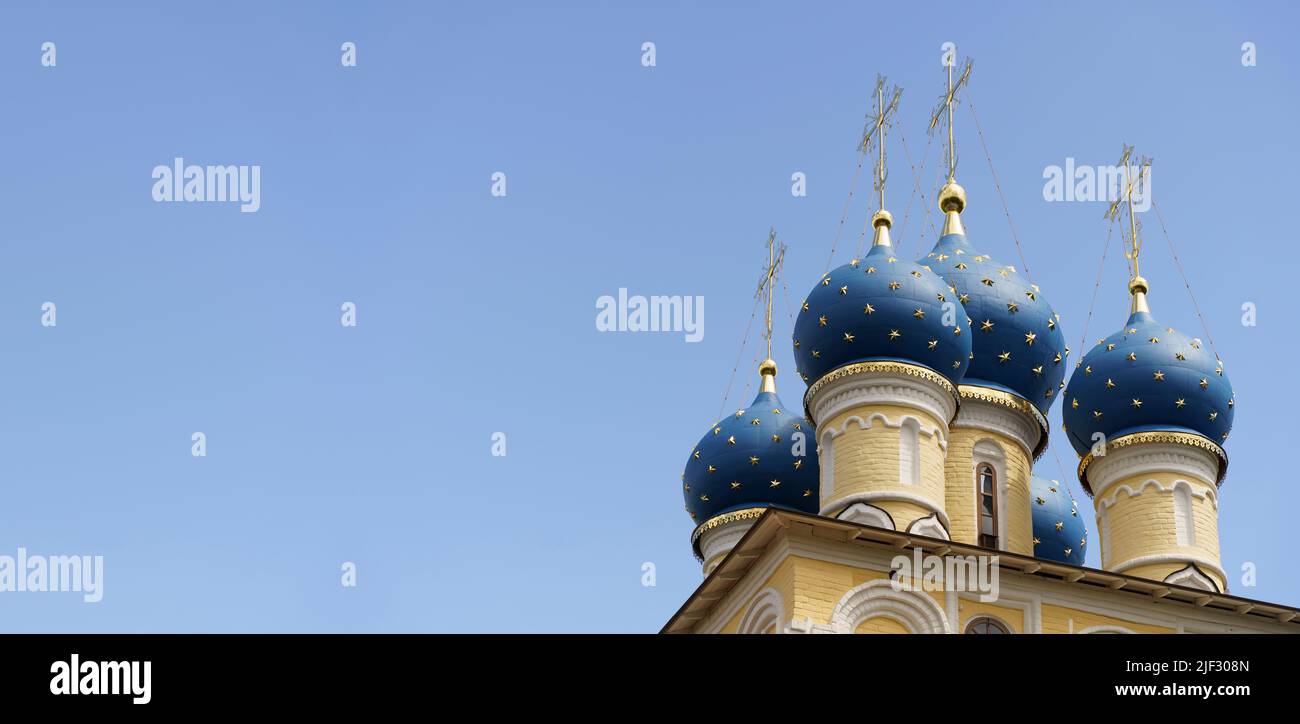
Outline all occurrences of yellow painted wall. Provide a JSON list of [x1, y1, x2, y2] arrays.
[[822, 403, 947, 532], [944, 426, 1033, 555], [855, 616, 912, 634], [1097, 472, 1222, 590], [1040, 603, 1175, 634]]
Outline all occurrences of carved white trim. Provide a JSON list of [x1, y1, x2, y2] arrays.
[[837, 503, 895, 529], [699, 516, 760, 576], [1088, 443, 1219, 502], [1164, 564, 1219, 593], [818, 411, 948, 452], [828, 579, 951, 634], [1096, 477, 1218, 512], [952, 397, 1040, 458], [737, 587, 785, 633], [1109, 552, 1226, 589], [821, 491, 950, 530], [1078, 624, 1135, 634], [809, 369, 956, 431], [906, 512, 950, 540]]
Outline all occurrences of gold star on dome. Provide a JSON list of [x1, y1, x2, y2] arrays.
[[954, 294, 968, 305], [953, 327, 962, 336], [1033, 537, 1041, 546], [1208, 411, 1218, 421], [1055, 521, 1064, 531], [1131, 398, 1143, 408], [1222, 431, 1230, 441], [684, 483, 690, 492], [981, 320, 994, 332], [1191, 340, 1201, 349], [735, 409, 745, 417], [1053, 353, 1062, 364], [803, 489, 812, 497], [1025, 290, 1037, 301], [1032, 365, 1043, 376], [794, 340, 801, 349], [818, 315, 827, 326], [1085, 365, 1092, 375], [1063, 548, 1072, 557], [998, 268, 1010, 277], [771, 434, 781, 443], [1199, 378, 1209, 389], [730, 481, 741, 490], [1047, 319, 1056, 330], [839, 285, 848, 295], [1036, 496, 1045, 505], [700, 494, 709, 502], [936, 293, 946, 302], [801, 301, 809, 312], [866, 266, 876, 274], [713, 427, 721, 435], [1106, 378, 1116, 389], [937, 253, 949, 261], [888, 329, 901, 340], [981, 278, 995, 286], [707, 465, 717, 473], [1216, 366, 1224, 376], [843, 332, 855, 343], [910, 309, 925, 320], [1025, 331, 1036, 346], [769, 480, 781, 488], [811, 350, 821, 358], [1007, 302, 1019, 313], [955, 248, 965, 255], [863, 303, 876, 315], [849, 258, 860, 267], [693, 450, 701, 459], [750, 418, 761, 426], [1153, 371, 1165, 381], [998, 351, 1011, 363], [1228, 398, 1234, 409], [727, 436, 736, 445], [1175, 352, 1186, 361], [974, 255, 986, 262], [772, 408, 781, 414], [888, 281, 901, 291], [1093, 410, 1103, 419], [887, 256, 898, 264], [793, 459, 803, 469], [952, 360, 962, 369], [1071, 398, 1078, 409], [911, 270, 923, 278], [749, 456, 759, 465], [1175, 398, 1186, 408], [1149, 336, 1159, 344], [1126, 352, 1137, 361], [928, 339, 939, 349], [1106, 343, 1116, 351]]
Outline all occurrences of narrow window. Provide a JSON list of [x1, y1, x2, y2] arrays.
[[977, 463, 998, 549], [900, 419, 920, 485], [1173, 483, 1195, 546]]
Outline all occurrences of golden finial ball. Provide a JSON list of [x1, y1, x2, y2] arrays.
[[1129, 276, 1149, 295], [759, 358, 778, 377], [871, 209, 893, 229], [938, 181, 966, 214]]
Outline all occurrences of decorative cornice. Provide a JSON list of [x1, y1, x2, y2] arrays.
[[956, 384, 1049, 460], [690, 507, 769, 560], [1078, 431, 1228, 495], [805, 361, 959, 427]]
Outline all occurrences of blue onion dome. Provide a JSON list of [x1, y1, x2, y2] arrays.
[[1062, 276, 1233, 490], [792, 210, 973, 396], [919, 182, 1068, 421], [1030, 475, 1087, 566], [682, 359, 819, 556]]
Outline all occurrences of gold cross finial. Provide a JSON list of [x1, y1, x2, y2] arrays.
[[755, 228, 786, 364], [860, 75, 903, 213], [1104, 145, 1153, 312], [929, 56, 972, 182]]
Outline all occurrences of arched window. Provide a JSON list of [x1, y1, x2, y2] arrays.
[[899, 419, 920, 485], [1173, 482, 1196, 547], [977, 463, 998, 549], [964, 616, 1010, 634]]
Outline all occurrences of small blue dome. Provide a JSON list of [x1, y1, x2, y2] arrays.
[[1030, 475, 1087, 566], [682, 385, 819, 531], [793, 242, 972, 387], [1062, 304, 1234, 458], [920, 231, 1068, 414]]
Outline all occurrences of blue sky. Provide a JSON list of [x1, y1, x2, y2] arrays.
[[0, 1, 1294, 632]]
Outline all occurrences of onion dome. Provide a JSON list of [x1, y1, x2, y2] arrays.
[[1062, 276, 1233, 485], [919, 182, 1068, 418], [793, 210, 972, 391], [682, 360, 819, 556], [1030, 475, 1087, 566]]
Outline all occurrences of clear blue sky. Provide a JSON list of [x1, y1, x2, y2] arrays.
[[0, 1, 1293, 632]]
